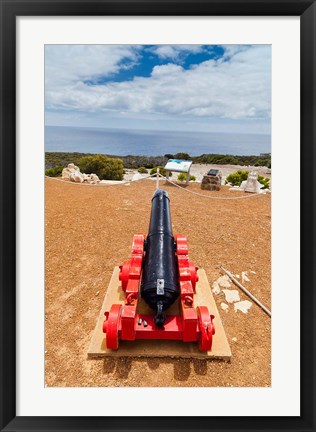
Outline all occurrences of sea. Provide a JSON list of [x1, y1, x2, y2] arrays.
[[45, 125, 271, 156]]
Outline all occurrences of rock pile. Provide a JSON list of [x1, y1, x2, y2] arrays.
[[212, 271, 253, 314], [61, 163, 100, 184]]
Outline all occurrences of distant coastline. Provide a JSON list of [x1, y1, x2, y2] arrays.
[[45, 125, 271, 157]]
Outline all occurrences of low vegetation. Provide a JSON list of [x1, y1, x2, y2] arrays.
[[137, 166, 148, 174], [225, 170, 249, 186], [45, 165, 63, 177], [194, 153, 271, 168], [77, 155, 124, 180], [225, 170, 270, 189], [177, 173, 196, 182], [45, 152, 271, 177], [257, 175, 270, 189]]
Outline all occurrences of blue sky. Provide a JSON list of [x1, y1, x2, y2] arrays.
[[45, 44, 271, 137]]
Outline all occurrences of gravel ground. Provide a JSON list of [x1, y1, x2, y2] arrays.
[[45, 176, 271, 387]]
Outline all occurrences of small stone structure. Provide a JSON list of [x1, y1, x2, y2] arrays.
[[201, 169, 222, 191], [238, 171, 263, 193], [244, 171, 260, 193], [61, 163, 100, 184]]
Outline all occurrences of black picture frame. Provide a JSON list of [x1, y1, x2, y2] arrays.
[[0, 1, 315, 431]]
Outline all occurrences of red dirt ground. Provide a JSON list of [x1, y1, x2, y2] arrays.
[[45, 177, 271, 387]]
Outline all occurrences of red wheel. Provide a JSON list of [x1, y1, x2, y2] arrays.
[[197, 306, 215, 352], [105, 304, 122, 350]]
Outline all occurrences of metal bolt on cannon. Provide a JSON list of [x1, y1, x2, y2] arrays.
[[103, 189, 215, 351]]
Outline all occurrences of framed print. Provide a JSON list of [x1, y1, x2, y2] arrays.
[[0, 1, 315, 431]]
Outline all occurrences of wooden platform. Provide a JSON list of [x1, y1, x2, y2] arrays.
[[87, 267, 231, 360]]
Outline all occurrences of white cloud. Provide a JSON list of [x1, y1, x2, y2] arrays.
[[45, 45, 271, 122], [149, 44, 205, 60], [221, 44, 251, 59], [151, 63, 183, 76], [45, 44, 141, 87]]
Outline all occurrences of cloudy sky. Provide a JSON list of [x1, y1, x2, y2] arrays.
[[45, 44, 271, 136]]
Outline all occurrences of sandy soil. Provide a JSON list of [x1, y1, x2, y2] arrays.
[[45, 176, 271, 387]]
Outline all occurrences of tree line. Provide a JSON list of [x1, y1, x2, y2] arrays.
[[45, 151, 271, 172]]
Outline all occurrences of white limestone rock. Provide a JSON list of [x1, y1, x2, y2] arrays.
[[212, 281, 221, 295], [62, 163, 100, 184], [90, 173, 100, 183], [62, 163, 80, 179], [241, 271, 250, 283], [216, 275, 231, 289], [84, 173, 100, 184], [69, 171, 84, 183], [222, 289, 240, 303], [234, 300, 253, 314], [220, 302, 229, 312]]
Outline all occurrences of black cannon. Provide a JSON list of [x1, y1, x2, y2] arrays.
[[103, 188, 215, 351], [141, 189, 180, 327]]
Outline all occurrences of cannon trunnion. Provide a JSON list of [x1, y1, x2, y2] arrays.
[[103, 189, 215, 351]]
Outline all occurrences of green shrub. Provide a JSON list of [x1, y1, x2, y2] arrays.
[[137, 166, 148, 174], [172, 152, 191, 160], [225, 170, 249, 186], [225, 170, 271, 189], [144, 162, 155, 169], [177, 173, 186, 182], [177, 173, 196, 182], [174, 152, 191, 160], [150, 166, 171, 177], [257, 175, 270, 189], [77, 154, 124, 180], [45, 165, 63, 177]]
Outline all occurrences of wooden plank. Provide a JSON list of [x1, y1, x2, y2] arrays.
[[87, 267, 231, 360]]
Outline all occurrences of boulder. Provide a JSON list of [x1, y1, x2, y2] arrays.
[[83, 173, 100, 184], [61, 163, 100, 184], [90, 174, 100, 184], [69, 171, 84, 183], [62, 163, 80, 179]]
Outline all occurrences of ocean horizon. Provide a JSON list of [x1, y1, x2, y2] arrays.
[[45, 125, 271, 156]]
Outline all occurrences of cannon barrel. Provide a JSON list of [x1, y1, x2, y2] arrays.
[[141, 189, 179, 327]]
